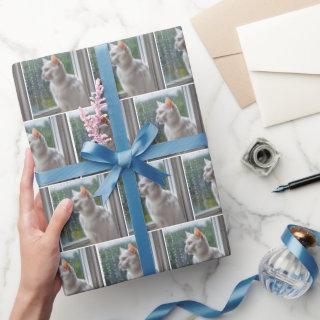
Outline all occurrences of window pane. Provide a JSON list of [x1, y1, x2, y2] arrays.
[[163, 218, 217, 269], [61, 250, 85, 279], [182, 150, 218, 215], [49, 175, 103, 247], [134, 86, 189, 144], [155, 27, 191, 85], [87, 47, 100, 80], [21, 53, 75, 117], [97, 237, 138, 285], [118, 159, 170, 232], [25, 118, 56, 148]]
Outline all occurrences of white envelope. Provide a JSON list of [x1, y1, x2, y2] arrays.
[[237, 4, 320, 127]]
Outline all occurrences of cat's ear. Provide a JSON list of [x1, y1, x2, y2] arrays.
[[62, 260, 71, 271], [80, 186, 90, 197], [204, 158, 211, 166], [32, 128, 41, 139], [71, 190, 79, 197], [165, 97, 174, 109], [128, 243, 137, 255], [185, 231, 192, 238], [118, 41, 126, 49], [175, 27, 182, 34], [51, 55, 59, 65], [42, 58, 49, 64], [194, 228, 203, 238]]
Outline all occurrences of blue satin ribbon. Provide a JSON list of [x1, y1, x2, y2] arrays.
[[35, 133, 207, 187], [146, 224, 320, 320]]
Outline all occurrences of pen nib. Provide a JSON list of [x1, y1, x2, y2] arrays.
[[273, 185, 288, 193]]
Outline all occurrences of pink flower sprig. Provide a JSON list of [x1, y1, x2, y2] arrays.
[[79, 79, 113, 146]]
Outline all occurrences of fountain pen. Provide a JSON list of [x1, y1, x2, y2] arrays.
[[273, 173, 320, 193]]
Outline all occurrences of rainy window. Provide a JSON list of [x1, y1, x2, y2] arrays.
[[49, 175, 105, 250], [118, 158, 175, 233], [87, 47, 100, 80], [61, 250, 86, 279], [155, 27, 193, 87], [61, 249, 93, 287], [133, 85, 194, 144], [97, 237, 138, 286], [163, 218, 217, 269], [88, 37, 149, 99], [181, 150, 219, 217], [21, 52, 77, 118], [25, 117, 56, 148]]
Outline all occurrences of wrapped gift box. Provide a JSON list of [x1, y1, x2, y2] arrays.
[[13, 26, 230, 295]]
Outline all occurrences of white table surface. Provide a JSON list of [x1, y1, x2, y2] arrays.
[[1, 0, 320, 319]]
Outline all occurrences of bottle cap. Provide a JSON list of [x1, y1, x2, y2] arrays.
[[290, 226, 317, 248]]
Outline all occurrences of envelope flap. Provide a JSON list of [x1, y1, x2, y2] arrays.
[[238, 4, 320, 74], [192, 0, 320, 58]]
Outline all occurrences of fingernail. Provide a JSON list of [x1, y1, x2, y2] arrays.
[[62, 199, 73, 212]]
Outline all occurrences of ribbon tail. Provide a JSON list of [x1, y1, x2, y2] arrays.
[[133, 159, 169, 187], [94, 166, 122, 204], [145, 274, 259, 320]]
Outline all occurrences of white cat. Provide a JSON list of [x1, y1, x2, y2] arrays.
[[138, 176, 184, 228], [118, 243, 142, 280], [28, 128, 65, 172], [174, 28, 191, 75], [41, 55, 89, 112], [110, 41, 154, 96], [203, 158, 220, 206], [59, 260, 92, 295], [185, 228, 221, 264], [155, 97, 197, 141], [72, 186, 117, 244]]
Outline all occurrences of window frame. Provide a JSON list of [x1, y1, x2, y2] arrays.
[[211, 216, 225, 256], [48, 173, 113, 251], [153, 30, 193, 88], [80, 249, 94, 286], [182, 85, 196, 124], [20, 52, 81, 118], [181, 151, 220, 219]]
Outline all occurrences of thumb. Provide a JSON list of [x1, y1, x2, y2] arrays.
[[46, 199, 73, 242]]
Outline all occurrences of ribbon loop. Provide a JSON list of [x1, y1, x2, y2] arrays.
[[81, 141, 117, 165]]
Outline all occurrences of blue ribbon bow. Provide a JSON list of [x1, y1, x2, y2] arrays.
[[146, 224, 320, 319], [80, 123, 168, 203]]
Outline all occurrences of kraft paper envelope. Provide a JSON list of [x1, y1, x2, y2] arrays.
[[191, 0, 320, 108], [238, 4, 320, 127]]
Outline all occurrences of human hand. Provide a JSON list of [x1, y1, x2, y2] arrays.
[[10, 149, 73, 320]]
